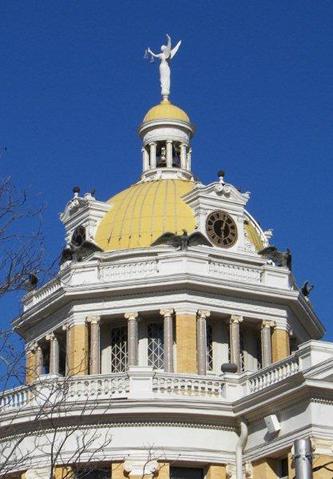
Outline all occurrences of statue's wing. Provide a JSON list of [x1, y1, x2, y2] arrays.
[[76, 241, 103, 261], [170, 40, 182, 59], [188, 232, 212, 247], [151, 232, 181, 248], [258, 246, 277, 256]]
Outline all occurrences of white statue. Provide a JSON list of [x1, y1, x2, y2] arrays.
[[146, 34, 182, 101]]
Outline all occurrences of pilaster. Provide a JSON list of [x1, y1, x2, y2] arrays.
[[207, 464, 227, 478], [66, 322, 89, 375], [25, 345, 38, 385], [272, 327, 290, 363], [175, 312, 197, 373]]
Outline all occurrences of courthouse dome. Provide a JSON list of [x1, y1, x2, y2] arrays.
[[143, 100, 190, 124], [95, 179, 196, 251]]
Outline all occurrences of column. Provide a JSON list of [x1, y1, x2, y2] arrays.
[[272, 327, 290, 363], [187, 147, 192, 171], [180, 143, 187, 170], [35, 345, 44, 377], [46, 333, 59, 375], [125, 312, 139, 367], [149, 142, 157, 169], [25, 344, 37, 385], [166, 140, 173, 168], [160, 309, 174, 372], [87, 315, 100, 375], [261, 321, 274, 368], [197, 310, 210, 375], [142, 147, 149, 172], [175, 311, 197, 373], [229, 315, 243, 372]]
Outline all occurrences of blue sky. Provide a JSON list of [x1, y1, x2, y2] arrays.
[[0, 1, 332, 338]]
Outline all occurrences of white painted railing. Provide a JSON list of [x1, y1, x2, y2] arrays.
[[153, 373, 223, 398], [66, 374, 130, 400], [247, 355, 300, 393], [209, 260, 262, 284], [0, 385, 30, 410]]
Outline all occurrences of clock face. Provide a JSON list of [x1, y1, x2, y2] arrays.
[[206, 210, 238, 247]]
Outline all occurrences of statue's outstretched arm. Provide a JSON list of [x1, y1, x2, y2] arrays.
[[148, 48, 161, 59], [166, 34, 171, 49]]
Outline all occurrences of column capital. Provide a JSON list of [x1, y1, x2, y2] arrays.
[[86, 315, 100, 325], [26, 342, 38, 353], [230, 314, 243, 324], [149, 141, 157, 146], [45, 332, 56, 341], [197, 310, 210, 319], [160, 308, 174, 318], [166, 139, 173, 144], [125, 312, 138, 321], [262, 320, 275, 329]]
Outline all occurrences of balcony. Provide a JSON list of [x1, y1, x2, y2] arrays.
[[21, 247, 292, 313], [1, 340, 332, 420]]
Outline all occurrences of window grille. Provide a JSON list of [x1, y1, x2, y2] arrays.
[[148, 323, 164, 369], [110, 326, 128, 372], [206, 323, 213, 371]]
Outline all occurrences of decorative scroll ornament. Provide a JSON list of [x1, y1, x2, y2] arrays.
[[145, 34, 182, 101]]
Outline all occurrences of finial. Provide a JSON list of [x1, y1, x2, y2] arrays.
[[72, 186, 80, 198], [145, 34, 182, 101], [217, 170, 225, 185]]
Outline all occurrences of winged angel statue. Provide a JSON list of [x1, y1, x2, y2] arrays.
[[145, 34, 182, 101]]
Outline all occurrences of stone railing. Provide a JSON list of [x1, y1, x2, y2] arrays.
[[247, 355, 300, 393], [66, 373, 130, 401], [22, 248, 291, 312], [208, 260, 262, 284], [153, 372, 223, 398], [0, 385, 30, 411], [99, 260, 159, 281], [4, 341, 332, 414]]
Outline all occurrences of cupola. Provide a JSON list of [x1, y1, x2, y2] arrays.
[[138, 99, 194, 181]]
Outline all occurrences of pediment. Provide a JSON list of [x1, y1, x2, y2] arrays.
[[183, 181, 250, 211]]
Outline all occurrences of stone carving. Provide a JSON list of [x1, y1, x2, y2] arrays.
[[151, 230, 211, 250], [146, 34, 182, 100]]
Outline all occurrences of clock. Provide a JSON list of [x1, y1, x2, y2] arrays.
[[206, 210, 237, 247]]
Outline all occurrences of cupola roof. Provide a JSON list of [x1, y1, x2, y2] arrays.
[[143, 99, 190, 124]]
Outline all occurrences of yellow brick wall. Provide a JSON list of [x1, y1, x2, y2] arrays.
[[253, 458, 278, 478], [288, 453, 333, 479], [25, 349, 37, 385], [272, 328, 290, 363], [175, 313, 197, 373], [206, 464, 227, 478], [111, 462, 125, 479], [67, 323, 89, 376], [157, 462, 170, 479], [53, 466, 74, 479]]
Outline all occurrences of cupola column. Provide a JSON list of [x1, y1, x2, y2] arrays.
[[180, 143, 187, 170], [35, 345, 44, 377], [87, 315, 101, 375], [149, 142, 157, 169], [229, 315, 243, 372], [125, 312, 139, 367], [197, 310, 210, 375], [166, 140, 173, 168], [160, 309, 174, 372], [261, 321, 274, 368], [46, 333, 59, 375], [187, 147, 192, 171], [142, 147, 149, 172]]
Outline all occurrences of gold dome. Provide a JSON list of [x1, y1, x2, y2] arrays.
[[95, 179, 196, 251], [143, 100, 190, 123]]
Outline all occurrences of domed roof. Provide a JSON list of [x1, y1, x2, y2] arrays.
[[95, 179, 196, 251], [143, 100, 190, 124]]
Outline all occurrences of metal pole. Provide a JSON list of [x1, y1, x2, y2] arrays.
[[294, 438, 313, 479]]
